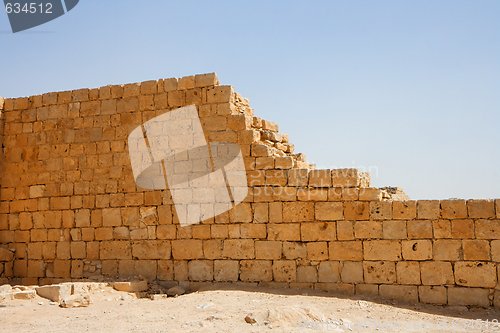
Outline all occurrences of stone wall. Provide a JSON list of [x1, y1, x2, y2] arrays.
[[1, 73, 499, 307]]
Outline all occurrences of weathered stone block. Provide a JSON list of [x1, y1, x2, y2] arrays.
[[340, 261, 363, 283], [318, 261, 340, 282], [392, 201, 416, 220], [418, 286, 447, 305], [132, 240, 171, 260], [354, 221, 382, 239], [282, 242, 307, 260], [462, 240, 490, 260], [255, 241, 281, 259], [454, 261, 496, 288], [344, 202, 369, 220], [407, 220, 432, 238], [267, 224, 300, 241], [301, 222, 336, 241], [240, 260, 272, 282], [396, 261, 420, 285], [308, 169, 332, 187], [222, 239, 254, 259], [440, 200, 467, 219], [188, 260, 213, 281], [363, 261, 396, 284], [475, 219, 500, 239], [364, 240, 401, 261], [382, 220, 407, 239], [306, 242, 328, 260], [273, 260, 296, 282], [171, 240, 203, 260], [100, 241, 131, 260], [315, 202, 343, 221], [329, 241, 363, 260], [420, 261, 454, 285], [467, 199, 495, 218], [451, 219, 474, 238], [370, 201, 392, 220], [283, 202, 314, 222], [213, 260, 239, 282], [296, 266, 318, 283], [401, 240, 432, 260], [379, 285, 418, 303], [417, 200, 440, 219], [448, 287, 490, 307], [433, 239, 462, 261]]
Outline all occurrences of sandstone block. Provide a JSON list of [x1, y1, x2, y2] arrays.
[[301, 222, 336, 241], [306, 242, 328, 260], [36, 284, 72, 302], [433, 219, 451, 238], [308, 169, 332, 187], [329, 241, 363, 260], [420, 261, 454, 285], [392, 201, 416, 220], [315, 202, 343, 221], [401, 240, 432, 260], [171, 240, 203, 260], [336, 220, 354, 240], [407, 220, 432, 238], [491, 240, 500, 261], [451, 219, 474, 238], [440, 200, 467, 219], [282, 242, 307, 260], [396, 261, 420, 285], [188, 260, 213, 281], [240, 260, 272, 282], [475, 219, 500, 239], [417, 200, 440, 219], [229, 203, 253, 223], [273, 260, 296, 282], [418, 286, 447, 305], [283, 202, 314, 222], [433, 240, 462, 261], [331, 169, 363, 187], [382, 220, 407, 239], [454, 261, 496, 288], [296, 266, 318, 283], [355, 284, 379, 297], [297, 189, 328, 201], [267, 224, 300, 241], [363, 261, 396, 284], [213, 260, 239, 282], [255, 241, 282, 259], [379, 285, 418, 303], [370, 201, 392, 220], [318, 261, 340, 282], [132, 240, 171, 260], [354, 221, 382, 239], [0, 247, 14, 261], [340, 261, 363, 283], [364, 240, 401, 261], [288, 169, 309, 187], [223, 239, 254, 259], [448, 287, 490, 307], [462, 240, 490, 260], [467, 199, 495, 218], [113, 280, 148, 292], [358, 188, 382, 201], [344, 202, 369, 220]]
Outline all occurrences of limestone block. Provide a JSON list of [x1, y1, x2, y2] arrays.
[[222, 239, 254, 259], [475, 219, 500, 239], [171, 240, 203, 260], [379, 285, 418, 303], [331, 169, 363, 187], [240, 260, 272, 282], [369, 201, 393, 220], [382, 220, 407, 239], [0, 247, 14, 261], [329, 241, 363, 260], [401, 240, 432, 260], [273, 260, 296, 282], [340, 261, 363, 283], [433, 219, 451, 238], [344, 202, 369, 220], [491, 240, 500, 261], [392, 201, 417, 220], [188, 260, 213, 281], [36, 283, 72, 302], [301, 222, 336, 241], [100, 242, 131, 260], [358, 188, 382, 201], [418, 286, 447, 305], [132, 240, 171, 260], [355, 284, 379, 297], [240, 224, 267, 239], [328, 188, 343, 201], [396, 261, 420, 285], [288, 169, 309, 186], [206, 86, 233, 104], [433, 240, 462, 260], [229, 203, 253, 223], [306, 242, 328, 260], [363, 261, 396, 284], [297, 189, 328, 201], [255, 241, 282, 259], [342, 188, 359, 201], [282, 242, 307, 260], [363, 240, 401, 261], [407, 220, 432, 238], [265, 170, 288, 186], [354, 221, 382, 239], [454, 261, 496, 288], [203, 240, 223, 260], [440, 200, 467, 219], [113, 280, 148, 292], [308, 169, 332, 187], [448, 287, 490, 307], [268, 224, 300, 241], [213, 260, 239, 282], [283, 202, 314, 222], [163, 78, 178, 92], [296, 266, 318, 283], [318, 261, 341, 282], [467, 199, 495, 218], [13, 289, 37, 300], [336, 220, 354, 240], [417, 200, 440, 219], [451, 219, 474, 238], [420, 262, 454, 285], [275, 156, 294, 169], [315, 202, 343, 221], [462, 240, 490, 260]]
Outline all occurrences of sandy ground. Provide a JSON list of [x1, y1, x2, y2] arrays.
[[2, 285, 500, 333]]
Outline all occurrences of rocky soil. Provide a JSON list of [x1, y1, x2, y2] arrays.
[[1, 282, 500, 332]]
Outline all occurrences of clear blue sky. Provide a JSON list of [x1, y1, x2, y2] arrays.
[[1, 0, 499, 199]]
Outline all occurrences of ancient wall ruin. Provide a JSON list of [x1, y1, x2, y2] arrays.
[[0, 73, 499, 307]]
